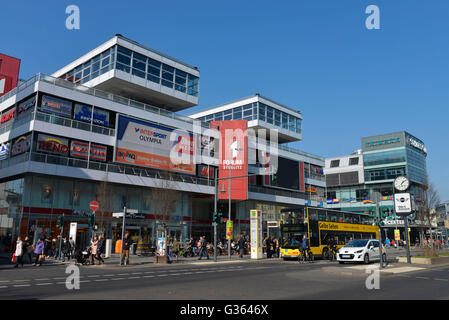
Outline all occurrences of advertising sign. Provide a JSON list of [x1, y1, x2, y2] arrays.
[[74, 104, 110, 126], [36, 134, 69, 156], [0, 108, 15, 124], [394, 193, 412, 216], [115, 115, 195, 174], [394, 229, 400, 241], [197, 164, 215, 179], [250, 209, 263, 259], [226, 220, 233, 240], [0, 54, 21, 97], [17, 95, 36, 116], [11, 135, 31, 156], [69, 222, 78, 244], [40, 95, 72, 118], [0, 143, 9, 160], [157, 237, 166, 256], [212, 120, 248, 200], [70, 141, 107, 161]]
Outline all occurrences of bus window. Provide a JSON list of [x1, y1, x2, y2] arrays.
[[318, 211, 326, 221], [328, 213, 337, 222], [336, 212, 343, 223], [308, 209, 318, 221]]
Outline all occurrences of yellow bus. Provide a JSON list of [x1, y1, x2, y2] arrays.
[[279, 206, 379, 260]]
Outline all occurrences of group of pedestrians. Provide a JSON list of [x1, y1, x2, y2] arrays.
[[265, 236, 279, 258]]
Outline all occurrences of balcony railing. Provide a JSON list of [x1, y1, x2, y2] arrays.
[[249, 185, 325, 202], [0, 151, 215, 188], [0, 73, 215, 130]]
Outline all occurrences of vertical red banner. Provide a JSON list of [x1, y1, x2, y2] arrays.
[[0, 53, 21, 97], [299, 161, 305, 192], [212, 120, 248, 200]]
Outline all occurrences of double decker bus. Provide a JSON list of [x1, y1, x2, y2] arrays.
[[279, 206, 379, 260]]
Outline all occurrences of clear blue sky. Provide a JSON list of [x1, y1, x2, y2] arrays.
[[2, 0, 448, 200]]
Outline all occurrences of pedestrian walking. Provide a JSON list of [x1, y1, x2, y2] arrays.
[[13, 237, 24, 268], [198, 236, 210, 260], [69, 237, 75, 258], [121, 234, 132, 265], [238, 235, 246, 258], [61, 237, 72, 262], [97, 235, 105, 265], [33, 238, 45, 266], [23, 236, 33, 264], [90, 236, 98, 265], [266, 237, 272, 259]]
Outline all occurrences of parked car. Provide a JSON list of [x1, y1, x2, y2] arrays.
[[337, 239, 386, 264]]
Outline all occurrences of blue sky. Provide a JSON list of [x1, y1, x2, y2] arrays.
[[1, 0, 448, 200]]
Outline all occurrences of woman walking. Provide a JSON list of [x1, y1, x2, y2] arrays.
[[13, 237, 24, 268], [33, 238, 45, 266], [90, 236, 98, 265]]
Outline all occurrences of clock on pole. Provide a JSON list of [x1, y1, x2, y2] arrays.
[[394, 176, 409, 192]]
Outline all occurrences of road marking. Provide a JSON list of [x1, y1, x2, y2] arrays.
[[157, 274, 168, 277], [131, 272, 143, 275], [53, 277, 66, 280], [35, 278, 50, 281], [0, 280, 10, 283], [143, 271, 154, 274], [87, 275, 100, 278], [170, 273, 181, 276], [103, 274, 115, 277], [112, 278, 125, 281], [143, 275, 155, 278], [128, 277, 141, 279], [94, 279, 108, 282], [56, 282, 66, 285], [80, 280, 91, 283], [0, 286, 8, 289], [36, 283, 53, 286], [434, 278, 448, 281], [117, 273, 127, 276], [416, 277, 429, 280], [13, 284, 31, 287]]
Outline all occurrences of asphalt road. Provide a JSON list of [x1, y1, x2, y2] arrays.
[[2, 253, 449, 300]]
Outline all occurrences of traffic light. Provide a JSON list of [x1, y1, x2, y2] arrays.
[[56, 215, 64, 228]]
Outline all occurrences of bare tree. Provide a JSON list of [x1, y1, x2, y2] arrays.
[[416, 180, 440, 251], [95, 180, 114, 235], [150, 172, 178, 259]]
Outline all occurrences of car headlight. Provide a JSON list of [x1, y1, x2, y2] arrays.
[[354, 249, 363, 253]]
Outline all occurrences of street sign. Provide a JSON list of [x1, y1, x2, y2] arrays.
[[250, 209, 263, 259], [126, 209, 138, 214], [90, 200, 99, 212], [394, 193, 412, 216], [112, 212, 124, 218]]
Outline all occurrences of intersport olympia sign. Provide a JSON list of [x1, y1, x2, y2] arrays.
[[115, 115, 195, 174]]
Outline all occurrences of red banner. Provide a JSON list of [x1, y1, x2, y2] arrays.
[[212, 120, 248, 200], [0, 54, 20, 97]]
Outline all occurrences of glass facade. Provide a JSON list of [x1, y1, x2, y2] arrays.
[[198, 102, 302, 134], [363, 149, 406, 167], [60, 45, 200, 97], [406, 147, 427, 184], [365, 166, 406, 182]]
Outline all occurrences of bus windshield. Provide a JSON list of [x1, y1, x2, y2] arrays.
[[280, 224, 307, 249]]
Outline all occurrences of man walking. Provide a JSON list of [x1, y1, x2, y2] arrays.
[[121, 234, 132, 266], [238, 235, 246, 258], [97, 235, 105, 265], [198, 236, 210, 260]]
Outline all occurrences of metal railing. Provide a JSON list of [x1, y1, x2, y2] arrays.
[[1, 151, 215, 188], [0, 73, 214, 129], [249, 185, 325, 202]]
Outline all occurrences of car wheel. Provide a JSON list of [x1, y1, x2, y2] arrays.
[[364, 253, 370, 264]]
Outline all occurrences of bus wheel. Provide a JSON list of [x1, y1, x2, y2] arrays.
[[322, 248, 329, 260]]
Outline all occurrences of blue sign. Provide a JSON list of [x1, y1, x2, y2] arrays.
[[0, 143, 9, 160], [74, 104, 109, 127]]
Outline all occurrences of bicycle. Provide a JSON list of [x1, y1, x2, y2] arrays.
[[298, 248, 314, 263]]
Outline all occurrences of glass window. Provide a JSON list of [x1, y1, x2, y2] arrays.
[[116, 63, 130, 73], [101, 49, 111, 59], [258, 103, 265, 121], [330, 160, 340, 168], [161, 64, 174, 88], [266, 106, 273, 124], [133, 52, 147, 62], [252, 103, 258, 120], [224, 109, 232, 120], [282, 112, 288, 129], [214, 112, 223, 121], [132, 58, 146, 72], [187, 74, 199, 97], [174, 69, 187, 93], [274, 109, 281, 126], [349, 157, 359, 165], [296, 119, 302, 134], [101, 56, 110, 68], [147, 59, 161, 83], [288, 115, 295, 131], [117, 54, 131, 66], [233, 106, 242, 120], [117, 46, 132, 56]]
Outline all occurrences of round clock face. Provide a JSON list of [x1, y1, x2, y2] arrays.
[[394, 176, 409, 191]]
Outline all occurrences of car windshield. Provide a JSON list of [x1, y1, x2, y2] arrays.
[[345, 240, 369, 248]]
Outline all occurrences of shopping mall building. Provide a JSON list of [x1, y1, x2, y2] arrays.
[[324, 131, 429, 243], [0, 35, 325, 251]]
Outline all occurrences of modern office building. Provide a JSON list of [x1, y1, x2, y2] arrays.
[[0, 35, 326, 252], [324, 131, 429, 242], [436, 201, 449, 241]]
